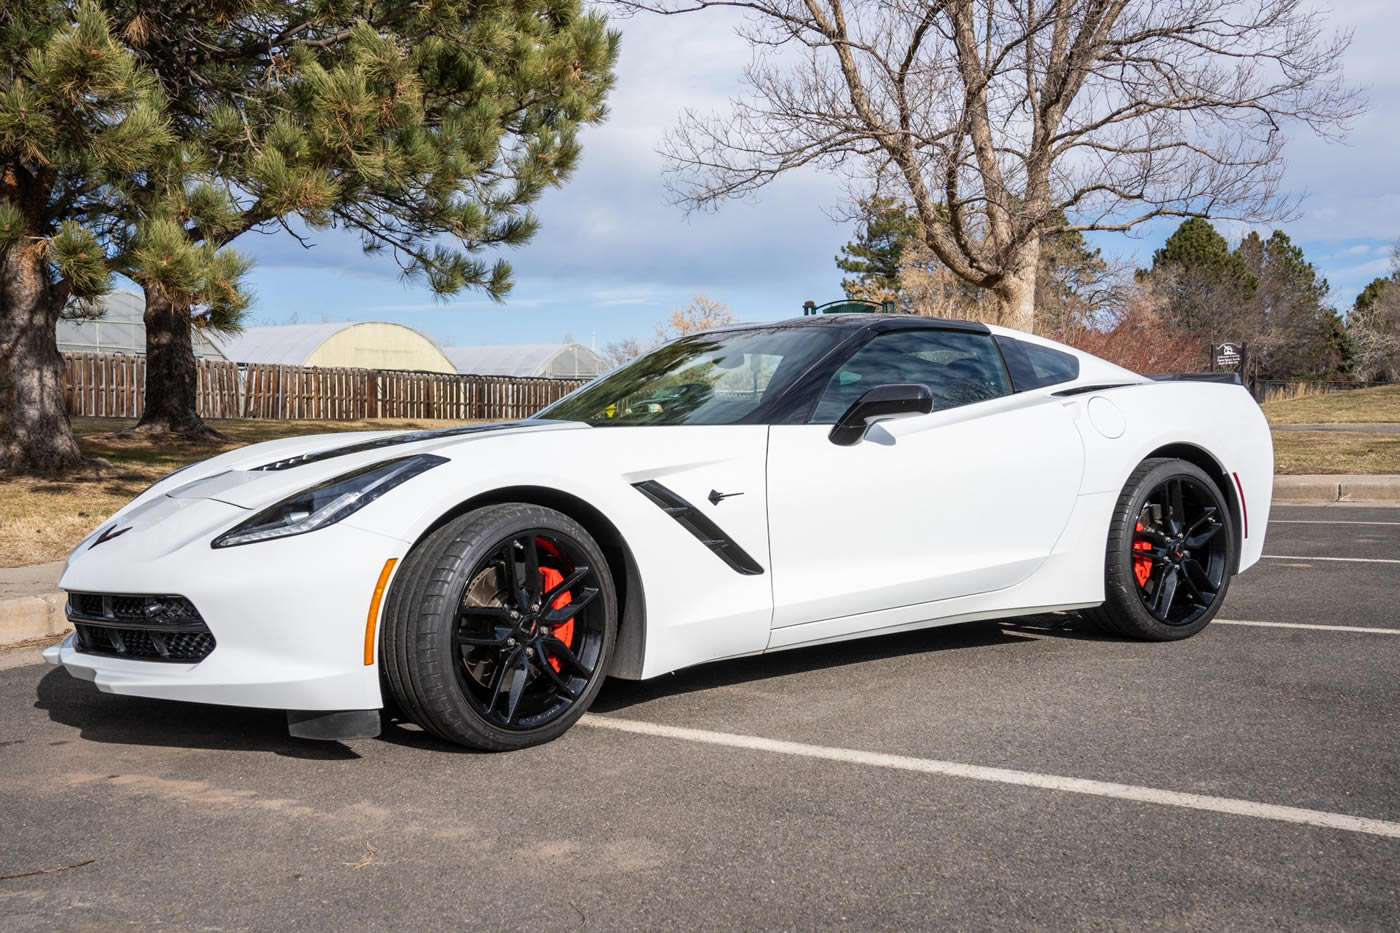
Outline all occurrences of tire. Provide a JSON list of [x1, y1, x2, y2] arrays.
[[381, 504, 617, 750], [1085, 458, 1234, 641]]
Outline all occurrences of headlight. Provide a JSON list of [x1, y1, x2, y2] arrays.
[[211, 455, 447, 548]]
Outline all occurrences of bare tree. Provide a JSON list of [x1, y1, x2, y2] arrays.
[[656, 292, 738, 339], [898, 213, 1124, 336], [601, 337, 646, 366], [898, 241, 983, 320], [618, 0, 1361, 333], [1063, 274, 1203, 373], [1349, 244, 1400, 382]]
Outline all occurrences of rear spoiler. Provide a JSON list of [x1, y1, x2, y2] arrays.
[[1147, 372, 1241, 385]]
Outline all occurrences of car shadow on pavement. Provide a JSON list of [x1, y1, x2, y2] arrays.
[[591, 617, 1062, 714], [372, 715, 496, 754], [34, 668, 361, 760], [31, 612, 1116, 757], [997, 611, 1120, 642]]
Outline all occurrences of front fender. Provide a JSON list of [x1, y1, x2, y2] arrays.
[[341, 426, 777, 679]]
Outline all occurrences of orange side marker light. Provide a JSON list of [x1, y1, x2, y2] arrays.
[[364, 558, 398, 666]]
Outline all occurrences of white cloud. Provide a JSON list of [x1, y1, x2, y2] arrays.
[[590, 286, 662, 306]]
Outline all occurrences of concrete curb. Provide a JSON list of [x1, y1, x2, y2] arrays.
[[0, 559, 69, 649], [1273, 475, 1400, 504], [0, 593, 70, 647]]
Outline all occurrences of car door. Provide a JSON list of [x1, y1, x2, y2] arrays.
[[765, 327, 1085, 637]]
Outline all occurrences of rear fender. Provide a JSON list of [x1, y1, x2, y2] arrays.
[[1068, 381, 1272, 573]]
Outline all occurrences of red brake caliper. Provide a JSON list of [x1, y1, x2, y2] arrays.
[[536, 540, 575, 673], [1132, 522, 1153, 587]]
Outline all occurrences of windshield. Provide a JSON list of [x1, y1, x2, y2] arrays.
[[537, 327, 844, 426]]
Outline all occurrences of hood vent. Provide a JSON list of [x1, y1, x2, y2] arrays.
[[632, 480, 764, 576]]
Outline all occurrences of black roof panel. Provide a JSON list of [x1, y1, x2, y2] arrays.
[[706, 313, 990, 335]]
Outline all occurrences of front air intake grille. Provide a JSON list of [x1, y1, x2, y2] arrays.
[[73, 624, 216, 662], [71, 593, 203, 625], [67, 593, 215, 663]]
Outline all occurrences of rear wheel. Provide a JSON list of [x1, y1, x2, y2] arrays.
[[1086, 458, 1233, 640], [381, 504, 616, 750]]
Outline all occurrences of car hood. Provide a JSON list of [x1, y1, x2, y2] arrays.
[[148, 419, 588, 511]]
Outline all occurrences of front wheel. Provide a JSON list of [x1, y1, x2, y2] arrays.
[[381, 504, 617, 750], [1086, 458, 1234, 640]]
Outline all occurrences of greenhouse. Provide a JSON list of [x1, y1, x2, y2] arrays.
[[57, 290, 229, 360], [216, 322, 457, 373], [440, 343, 609, 379]]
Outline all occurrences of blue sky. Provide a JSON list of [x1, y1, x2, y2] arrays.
[[235, 2, 1400, 351]]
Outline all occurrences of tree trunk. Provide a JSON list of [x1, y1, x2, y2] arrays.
[[989, 239, 1040, 334], [132, 287, 223, 439], [0, 242, 89, 474]]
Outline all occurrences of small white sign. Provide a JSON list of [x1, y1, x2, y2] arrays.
[[1213, 343, 1242, 368]]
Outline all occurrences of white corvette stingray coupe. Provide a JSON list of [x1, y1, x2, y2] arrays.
[[46, 314, 1272, 749]]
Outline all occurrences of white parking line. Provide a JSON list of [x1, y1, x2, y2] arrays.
[[1270, 520, 1400, 526], [580, 716, 1400, 839], [1262, 555, 1400, 564], [1215, 619, 1400, 635]]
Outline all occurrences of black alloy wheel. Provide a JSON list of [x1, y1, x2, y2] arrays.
[[381, 504, 617, 750], [452, 531, 605, 730], [1086, 458, 1234, 641], [1130, 475, 1230, 627]]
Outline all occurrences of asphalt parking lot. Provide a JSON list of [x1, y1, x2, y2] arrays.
[[2, 504, 1397, 930]]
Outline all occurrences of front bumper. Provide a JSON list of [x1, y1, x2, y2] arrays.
[[49, 507, 407, 712]]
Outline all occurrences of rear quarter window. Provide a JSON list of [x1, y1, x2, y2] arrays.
[[996, 337, 1081, 391]]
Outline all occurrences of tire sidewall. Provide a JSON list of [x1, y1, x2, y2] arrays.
[[1106, 460, 1235, 640], [406, 505, 617, 749]]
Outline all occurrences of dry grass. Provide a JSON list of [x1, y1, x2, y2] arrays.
[[0, 417, 476, 568], [1272, 430, 1400, 475], [1262, 384, 1400, 425]]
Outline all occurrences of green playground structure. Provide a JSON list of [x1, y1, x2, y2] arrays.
[[801, 297, 898, 315]]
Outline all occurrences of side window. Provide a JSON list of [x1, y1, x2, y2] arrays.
[[811, 330, 1011, 422], [995, 336, 1080, 391]]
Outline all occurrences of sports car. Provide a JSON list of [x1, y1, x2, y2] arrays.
[[45, 313, 1273, 750]]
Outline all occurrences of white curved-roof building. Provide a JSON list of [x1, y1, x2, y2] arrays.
[[441, 343, 608, 379], [216, 322, 456, 374], [57, 290, 229, 360]]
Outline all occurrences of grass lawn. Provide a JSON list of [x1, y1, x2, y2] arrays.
[[1272, 430, 1400, 475], [0, 417, 474, 568], [1262, 384, 1400, 424]]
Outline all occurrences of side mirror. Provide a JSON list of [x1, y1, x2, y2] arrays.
[[828, 383, 933, 446]]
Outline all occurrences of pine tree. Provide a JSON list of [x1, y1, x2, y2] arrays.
[[1143, 218, 1256, 342], [1353, 276, 1393, 316], [100, 1, 619, 436], [0, 1, 173, 473], [836, 196, 922, 299], [1234, 230, 1340, 378], [1150, 219, 1247, 275]]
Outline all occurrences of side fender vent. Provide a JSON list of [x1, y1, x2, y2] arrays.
[[632, 481, 765, 576]]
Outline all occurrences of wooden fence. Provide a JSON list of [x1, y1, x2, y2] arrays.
[[61, 352, 589, 422]]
